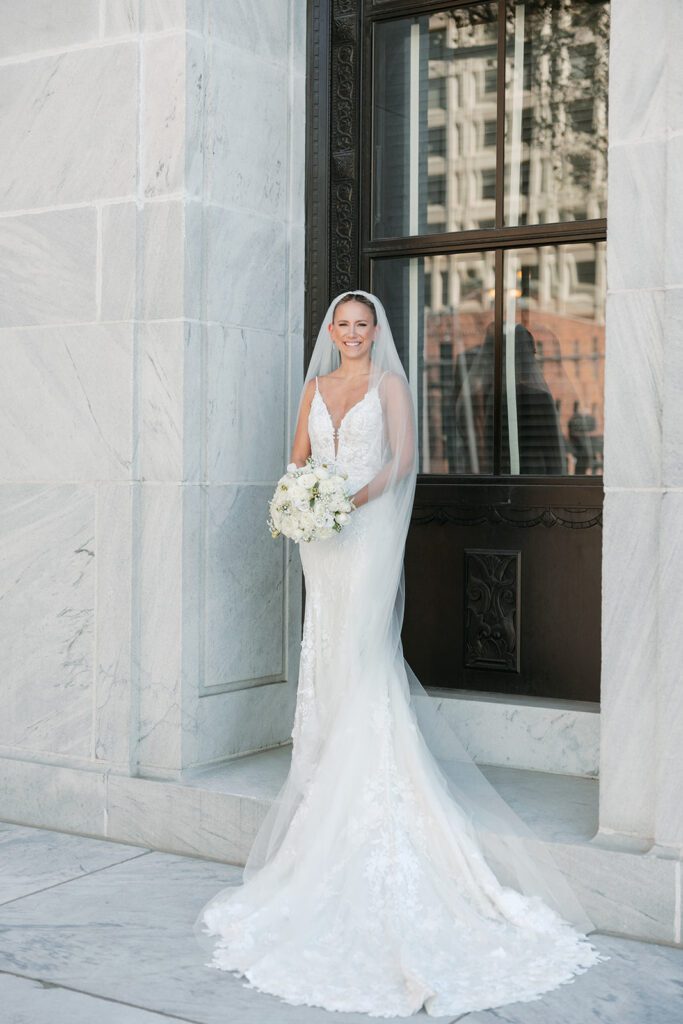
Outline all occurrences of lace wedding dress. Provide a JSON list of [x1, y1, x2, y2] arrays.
[[194, 371, 603, 1018]]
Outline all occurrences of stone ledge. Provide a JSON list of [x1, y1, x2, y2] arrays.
[[425, 687, 600, 778], [0, 746, 679, 947]]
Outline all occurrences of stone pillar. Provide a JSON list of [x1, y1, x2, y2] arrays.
[[0, 0, 306, 815], [600, 0, 683, 853]]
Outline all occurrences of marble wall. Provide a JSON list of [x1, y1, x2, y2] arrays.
[[0, 2, 306, 782], [599, 0, 683, 853]]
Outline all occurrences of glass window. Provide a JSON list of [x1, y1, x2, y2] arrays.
[[428, 175, 447, 205], [483, 119, 497, 147], [505, 0, 609, 227], [372, 253, 496, 474], [370, 242, 605, 477], [372, 5, 498, 238], [500, 243, 606, 475], [365, 1, 608, 479]]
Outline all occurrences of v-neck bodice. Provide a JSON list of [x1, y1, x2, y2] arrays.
[[308, 374, 386, 491]]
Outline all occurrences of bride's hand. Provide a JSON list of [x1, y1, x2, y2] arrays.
[[350, 485, 368, 509]]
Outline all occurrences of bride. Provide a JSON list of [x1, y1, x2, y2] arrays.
[[193, 290, 604, 1017]]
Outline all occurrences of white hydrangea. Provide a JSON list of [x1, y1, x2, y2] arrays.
[[267, 456, 357, 543]]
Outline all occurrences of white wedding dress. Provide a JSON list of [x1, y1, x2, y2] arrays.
[[194, 373, 604, 1018]]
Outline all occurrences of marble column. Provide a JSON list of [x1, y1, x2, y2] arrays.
[[600, 0, 683, 853], [0, 1, 306, 798]]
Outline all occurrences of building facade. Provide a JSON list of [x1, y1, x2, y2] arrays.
[[0, 0, 681, 946]]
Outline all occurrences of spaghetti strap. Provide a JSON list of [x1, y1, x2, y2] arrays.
[[314, 375, 319, 392], [376, 370, 389, 388]]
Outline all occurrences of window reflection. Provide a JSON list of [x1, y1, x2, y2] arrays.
[[372, 242, 605, 476], [505, 0, 609, 227], [373, 5, 498, 239], [372, 1, 609, 239], [501, 243, 606, 475]]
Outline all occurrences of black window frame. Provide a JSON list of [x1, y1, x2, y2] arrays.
[[305, 0, 608, 490]]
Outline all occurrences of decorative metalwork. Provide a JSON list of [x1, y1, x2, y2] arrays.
[[464, 549, 520, 671], [329, 0, 361, 296], [412, 504, 602, 529]]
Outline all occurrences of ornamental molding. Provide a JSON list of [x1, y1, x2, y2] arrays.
[[412, 504, 603, 529]]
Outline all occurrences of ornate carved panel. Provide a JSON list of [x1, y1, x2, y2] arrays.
[[464, 549, 521, 671], [329, 0, 361, 295], [412, 503, 602, 528]]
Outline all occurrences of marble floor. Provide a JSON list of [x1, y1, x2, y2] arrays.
[[1, 819, 682, 1024]]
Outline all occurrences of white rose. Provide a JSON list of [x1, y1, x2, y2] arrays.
[[335, 512, 349, 525], [286, 462, 298, 473], [299, 472, 317, 488], [313, 465, 330, 480]]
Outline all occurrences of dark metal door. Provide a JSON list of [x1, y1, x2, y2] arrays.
[[305, 0, 607, 701]]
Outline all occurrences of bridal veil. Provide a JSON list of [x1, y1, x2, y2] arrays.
[[194, 289, 595, 955]]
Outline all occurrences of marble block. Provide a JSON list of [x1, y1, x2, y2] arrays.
[[0, 973, 187, 1024], [144, 32, 187, 198], [289, 73, 306, 227], [185, 32, 206, 201], [552, 841, 679, 946], [427, 690, 600, 777], [608, 0, 667, 145], [139, 322, 185, 482], [0, 821, 145, 904], [463, 933, 683, 1024], [603, 289, 663, 489], [0, 44, 137, 210], [665, 132, 683, 289], [204, 204, 288, 332], [0, 848, 416, 1024], [104, 0, 140, 36], [0, 2, 97, 58], [137, 484, 183, 773], [94, 483, 133, 767], [655, 491, 683, 849], [607, 138, 665, 293], [0, 756, 107, 836], [205, 324, 286, 483], [206, 42, 288, 219], [670, 1, 683, 135], [289, 225, 305, 333], [663, 288, 683, 486], [0, 324, 133, 481], [143, 0, 186, 33], [0, 486, 95, 758], [101, 201, 138, 321], [292, 0, 307, 73], [288, 331, 305, 438], [141, 200, 185, 320], [206, 0, 290, 65], [194, 681, 297, 765], [203, 485, 285, 690], [599, 490, 659, 839], [0, 209, 96, 327]]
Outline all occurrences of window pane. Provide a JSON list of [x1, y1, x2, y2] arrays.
[[372, 5, 498, 239], [501, 243, 606, 475], [371, 253, 496, 474], [505, 0, 609, 226]]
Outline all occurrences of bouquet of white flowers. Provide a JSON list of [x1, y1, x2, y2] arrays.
[[267, 457, 356, 543]]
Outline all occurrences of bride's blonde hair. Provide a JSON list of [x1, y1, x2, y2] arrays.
[[332, 292, 377, 325]]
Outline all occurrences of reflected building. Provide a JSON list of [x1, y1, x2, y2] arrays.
[[419, 5, 607, 475]]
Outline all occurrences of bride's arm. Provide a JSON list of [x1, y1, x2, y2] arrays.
[[351, 374, 416, 508], [288, 378, 316, 467]]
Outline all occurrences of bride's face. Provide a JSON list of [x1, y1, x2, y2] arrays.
[[328, 301, 377, 361]]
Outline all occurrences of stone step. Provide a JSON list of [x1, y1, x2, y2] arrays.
[[0, 745, 679, 947], [425, 687, 600, 777]]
